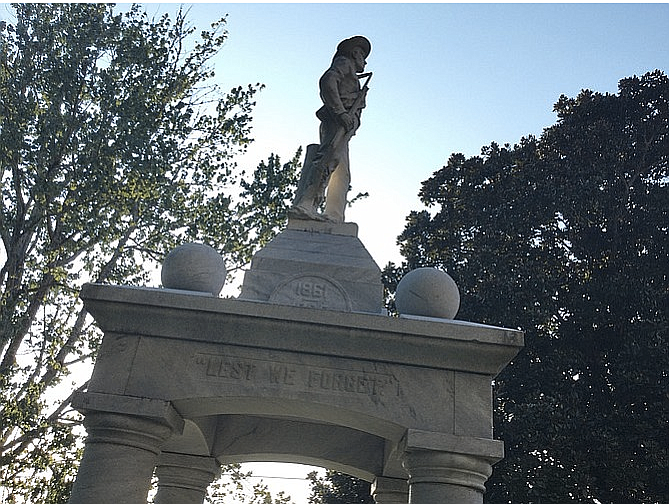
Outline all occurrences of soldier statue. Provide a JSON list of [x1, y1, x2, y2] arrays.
[[289, 36, 372, 223]]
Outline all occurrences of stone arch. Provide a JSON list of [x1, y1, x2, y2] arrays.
[[164, 395, 408, 481], [68, 283, 522, 504], [172, 395, 407, 441]]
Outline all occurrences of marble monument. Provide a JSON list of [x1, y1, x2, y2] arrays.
[[67, 36, 523, 504]]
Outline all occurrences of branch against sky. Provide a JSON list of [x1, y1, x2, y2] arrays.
[[0, 4, 297, 502]]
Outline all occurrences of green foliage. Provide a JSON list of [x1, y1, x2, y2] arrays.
[[202, 464, 293, 504], [393, 70, 668, 503], [0, 4, 297, 502], [307, 471, 374, 504], [229, 150, 301, 265]]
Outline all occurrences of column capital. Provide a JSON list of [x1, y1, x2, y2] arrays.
[[400, 429, 502, 502], [371, 476, 408, 504], [153, 452, 220, 504], [156, 452, 221, 491], [72, 391, 184, 434], [82, 411, 176, 455], [68, 409, 183, 504], [402, 450, 494, 492]]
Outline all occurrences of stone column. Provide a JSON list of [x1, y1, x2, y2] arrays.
[[403, 451, 494, 504], [68, 392, 184, 504], [400, 430, 503, 504], [154, 452, 221, 504], [68, 412, 175, 504], [371, 476, 409, 504]]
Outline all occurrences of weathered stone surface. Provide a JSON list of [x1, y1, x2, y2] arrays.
[[239, 225, 384, 313], [67, 409, 179, 504], [154, 453, 220, 504], [69, 284, 523, 504], [215, 415, 385, 480], [80, 284, 522, 377], [395, 267, 460, 320], [161, 243, 226, 296], [286, 217, 359, 236], [371, 477, 409, 504]]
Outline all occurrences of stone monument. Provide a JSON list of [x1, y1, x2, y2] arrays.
[[290, 35, 371, 224], [67, 36, 523, 504]]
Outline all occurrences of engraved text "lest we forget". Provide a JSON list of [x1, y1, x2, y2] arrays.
[[194, 353, 398, 398]]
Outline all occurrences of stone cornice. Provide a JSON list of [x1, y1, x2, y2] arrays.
[[81, 283, 523, 376]]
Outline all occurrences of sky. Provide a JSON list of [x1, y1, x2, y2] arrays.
[[3, 2, 668, 502], [143, 1, 669, 271]]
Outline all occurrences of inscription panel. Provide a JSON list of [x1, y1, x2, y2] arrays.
[[269, 275, 351, 311], [126, 337, 455, 432], [193, 352, 399, 399]]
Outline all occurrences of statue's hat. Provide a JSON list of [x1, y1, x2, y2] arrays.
[[335, 36, 371, 58]]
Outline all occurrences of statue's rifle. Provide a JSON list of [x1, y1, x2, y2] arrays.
[[345, 72, 373, 137], [353, 72, 373, 111], [293, 71, 373, 215]]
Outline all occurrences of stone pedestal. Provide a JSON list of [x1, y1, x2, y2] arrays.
[[239, 220, 384, 313]]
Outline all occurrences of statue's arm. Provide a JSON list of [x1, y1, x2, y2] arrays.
[[319, 58, 349, 115]]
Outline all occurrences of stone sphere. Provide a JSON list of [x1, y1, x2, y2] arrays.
[[395, 267, 460, 319], [161, 243, 226, 296]]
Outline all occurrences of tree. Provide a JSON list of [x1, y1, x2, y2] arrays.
[[0, 4, 298, 503], [394, 70, 668, 503], [307, 471, 374, 504], [204, 463, 293, 504]]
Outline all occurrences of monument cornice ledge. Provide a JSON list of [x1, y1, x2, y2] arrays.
[[401, 429, 504, 460], [70, 390, 185, 434], [80, 283, 523, 376]]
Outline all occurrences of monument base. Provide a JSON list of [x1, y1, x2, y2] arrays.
[[239, 219, 384, 313]]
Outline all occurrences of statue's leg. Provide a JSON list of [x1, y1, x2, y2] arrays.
[[323, 143, 350, 222], [292, 144, 320, 212]]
